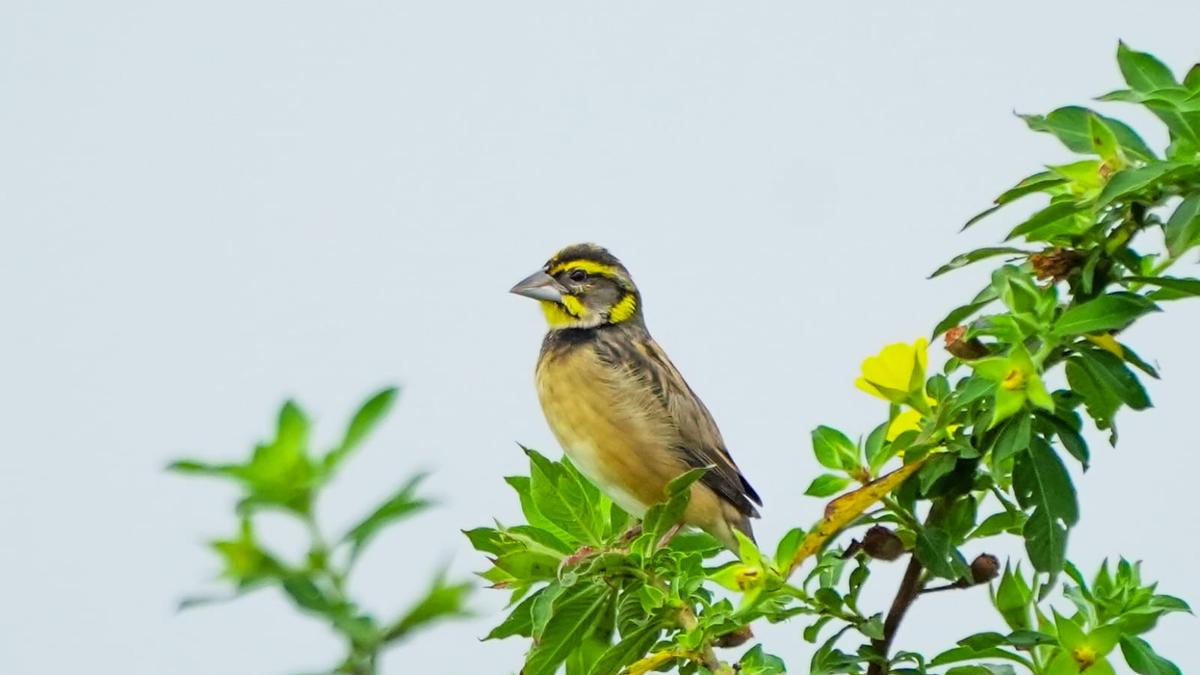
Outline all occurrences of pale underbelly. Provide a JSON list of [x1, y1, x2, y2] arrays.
[[559, 438, 650, 518]]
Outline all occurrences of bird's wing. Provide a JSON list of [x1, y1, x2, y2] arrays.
[[597, 331, 761, 517]]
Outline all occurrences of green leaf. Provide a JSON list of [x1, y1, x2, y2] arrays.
[[385, 574, 472, 642], [484, 587, 541, 640], [1088, 114, 1121, 162], [587, 620, 662, 675], [914, 526, 966, 580], [526, 448, 603, 546], [1066, 358, 1122, 433], [1129, 275, 1200, 298], [343, 474, 432, 561], [522, 582, 612, 675], [774, 527, 806, 571], [1005, 201, 1087, 241], [1020, 106, 1156, 161], [811, 426, 857, 471], [1121, 637, 1182, 675], [969, 511, 1025, 539], [637, 467, 707, 553], [167, 460, 240, 478], [1075, 348, 1152, 410], [804, 473, 851, 497], [1117, 42, 1179, 93], [1097, 162, 1188, 207], [280, 574, 337, 614], [1052, 292, 1158, 336], [1012, 438, 1078, 576], [1038, 412, 1090, 468], [994, 564, 1032, 631], [933, 298, 996, 338], [738, 644, 788, 675], [963, 172, 1069, 231], [1163, 193, 1200, 258], [324, 387, 398, 472], [930, 247, 1031, 278], [992, 413, 1031, 464]]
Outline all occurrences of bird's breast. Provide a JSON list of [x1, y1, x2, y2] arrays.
[[535, 343, 681, 517]]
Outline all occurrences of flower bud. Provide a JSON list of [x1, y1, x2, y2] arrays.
[[861, 525, 905, 561], [944, 325, 989, 360]]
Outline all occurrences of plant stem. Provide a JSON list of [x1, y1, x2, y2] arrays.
[[867, 554, 925, 675]]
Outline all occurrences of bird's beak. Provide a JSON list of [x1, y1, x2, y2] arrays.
[[509, 270, 567, 303]]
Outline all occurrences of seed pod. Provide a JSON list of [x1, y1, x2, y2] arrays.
[[970, 553, 1001, 584], [861, 525, 905, 561]]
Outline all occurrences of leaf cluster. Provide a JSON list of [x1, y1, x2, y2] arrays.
[[171, 388, 471, 675], [470, 43, 1197, 675]]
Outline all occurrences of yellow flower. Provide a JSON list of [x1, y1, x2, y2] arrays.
[[886, 409, 923, 441], [856, 337, 930, 407]]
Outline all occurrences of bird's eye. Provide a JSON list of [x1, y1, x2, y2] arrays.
[[569, 269, 588, 282]]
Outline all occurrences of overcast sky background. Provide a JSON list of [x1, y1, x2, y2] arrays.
[[2, 2, 1198, 673]]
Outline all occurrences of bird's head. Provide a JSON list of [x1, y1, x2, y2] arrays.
[[509, 243, 642, 330]]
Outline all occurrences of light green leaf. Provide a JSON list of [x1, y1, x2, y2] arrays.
[[811, 425, 857, 471], [384, 574, 472, 643], [324, 387, 398, 472], [804, 473, 851, 497], [1117, 42, 1179, 93], [1120, 636, 1183, 675], [930, 247, 1031, 278], [343, 474, 432, 561], [1097, 162, 1189, 207]]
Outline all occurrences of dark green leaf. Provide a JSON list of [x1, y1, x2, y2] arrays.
[[1012, 438, 1078, 576], [1076, 348, 1152, 410], [484, 587, 541, 640], [587, 620, 662, 675], [523, 582, 612, 675], [1066, 358, 1122, 433], [1052, 292, 1158, 336], [1164, 194, 1200, 258], [1037, 412, 1090, 468], [914, 526, 966, 580], [992, 413, 1031, 464]]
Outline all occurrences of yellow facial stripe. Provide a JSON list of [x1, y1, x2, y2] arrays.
[[609, 293, 637, 323], [561, 295, 585, 316], [539, 295, 587, 327], [547, 259, 621, 278]]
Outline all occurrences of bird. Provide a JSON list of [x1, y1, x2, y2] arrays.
[[509, 243, 761, 550]]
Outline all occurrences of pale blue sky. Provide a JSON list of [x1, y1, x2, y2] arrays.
[[2, 2, 1197, 673]]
